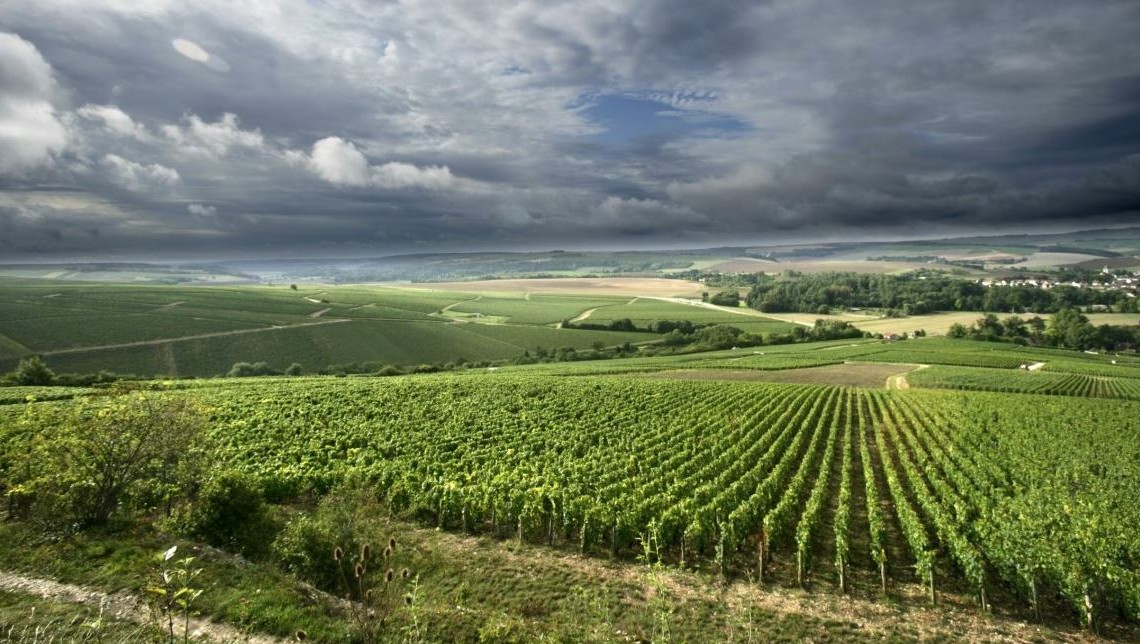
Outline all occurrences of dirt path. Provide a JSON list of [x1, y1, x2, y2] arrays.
[[569, 307, 598, 323], [1026, 362, 1046, 371], [41, 319, 352, 356], [0, 570, 280, 643], [309, 307, 332, 318], [886, 364, 928, 390], [158, 300, 187, 309]]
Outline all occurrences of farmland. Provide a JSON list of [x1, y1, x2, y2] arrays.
[[5, 363, 1139, 639], [3, 271, 1140, 640], [0, 280, 659, 376]]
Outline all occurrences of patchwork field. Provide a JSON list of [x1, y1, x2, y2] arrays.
[[0, 280, 661, 375]]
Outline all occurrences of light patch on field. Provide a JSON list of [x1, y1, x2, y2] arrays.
[[1086, 313, 1140, 326], [753, 311, 880, 327], [637, 363, 919, 387], [710, 259, 937, 275], [1012, 252, 1102, 268], [397, 278, 702, 297]]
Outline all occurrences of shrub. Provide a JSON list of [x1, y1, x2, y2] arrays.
[[6, 356, 56, 386], [226, 361, 279, 377], [2, 392, 205, 528], [272, 483, 386, 591], [183, 471, 280, 559]]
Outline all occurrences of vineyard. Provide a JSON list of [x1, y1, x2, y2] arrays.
[[18, 374, 1124, 629], [908, 365, 1140, 399]]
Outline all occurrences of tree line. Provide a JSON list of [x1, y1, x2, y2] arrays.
[[948, 308, 1140, 351], [743, 271, 1138, 315]]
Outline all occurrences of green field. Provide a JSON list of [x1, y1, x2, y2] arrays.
[[444, 294, 629, 324], [0, 280, 661, 376], [4, 330, 1140, 639], [4, 273, 1140, 640], [578, 297, 796, 332]]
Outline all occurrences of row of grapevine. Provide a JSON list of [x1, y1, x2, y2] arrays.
[[831, 388, 854, 592], [7, 372, 1138, 629]]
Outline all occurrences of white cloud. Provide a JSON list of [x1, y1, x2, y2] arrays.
[[309, 136, 371, 186], [100, 153, 180, 190], [0, 32, 68, 174], [76, 104, 150, 140], [162, 112, 264, 157], [307, 136, 457, 190], [187, 203, 216, 216], [372, 162, 454, 190]]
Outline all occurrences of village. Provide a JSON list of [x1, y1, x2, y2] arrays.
[[980, 266, 1140, 298]]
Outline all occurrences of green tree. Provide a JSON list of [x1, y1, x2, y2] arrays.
[[710, 290, 741, 307], [8, 355, 56, 386], [5, 393, 205, 526], [1047, 307, 1094, 349]]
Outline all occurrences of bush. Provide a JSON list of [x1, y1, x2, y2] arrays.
[[6, 356, 56, 386], [272, 483, 386, 591], [3, 393, 205, 527], [226, 361, 279, 377], [709, 290, 741, 307], [183, 471, 280, 559]]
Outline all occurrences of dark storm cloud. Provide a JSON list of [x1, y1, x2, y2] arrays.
[[0, 0, 1138, 258]]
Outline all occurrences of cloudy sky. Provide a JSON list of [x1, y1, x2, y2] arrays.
[[1, 0, 1139, 259]]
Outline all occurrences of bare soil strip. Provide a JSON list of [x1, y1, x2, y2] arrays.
[[569, 307, 598, 323], [0, 570, 279, 643], [308, 307, 332, 318], [41, 319, 352, 356]]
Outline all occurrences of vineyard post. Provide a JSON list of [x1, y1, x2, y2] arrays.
[[929, 568, 936, 606], [796, 549, 804, 587], [756, 529, 766, 584], [878, 548, 887, 595], [1083, 584, 1095, 632], [1030, 576, 1040, 622], [837, 555, 846, 594]]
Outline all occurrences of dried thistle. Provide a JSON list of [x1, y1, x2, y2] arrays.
[[295, 630, 308, 641], [354, 563, 365, 578], [385, 568, 394, 583], [401, 568, 410, 579], [333, 547, 344, 562], [360, 543, 372, 561]]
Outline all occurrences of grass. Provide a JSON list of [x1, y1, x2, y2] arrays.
[[22, 320, 657, 377], [0, 522, 353, 641], [0, 517, 1042, 643], [582, 298, 796, 333], [0, 589, 164, 642], [445, 294, 629, 325]]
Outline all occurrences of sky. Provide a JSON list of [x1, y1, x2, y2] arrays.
[[1, 0, 1139, 260]]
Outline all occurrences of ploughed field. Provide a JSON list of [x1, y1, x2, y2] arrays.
[[18, 373, 1130, 628]]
